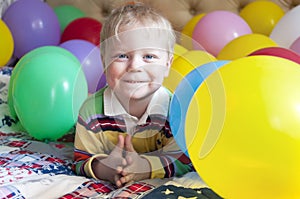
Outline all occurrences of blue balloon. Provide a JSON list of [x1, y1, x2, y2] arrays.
[[169, 60, 229, 156]]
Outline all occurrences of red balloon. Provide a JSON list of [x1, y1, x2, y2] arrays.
[[248, 47, 300, 64], [61, 17, 102, 46]]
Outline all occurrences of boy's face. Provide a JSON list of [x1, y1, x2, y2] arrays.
[[103, 27, 173, 101]]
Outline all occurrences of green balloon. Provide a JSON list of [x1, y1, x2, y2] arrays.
[[54, 5, 85, 33], [12, 46, 88, 141], [8, 46, 79, 120], [8, 63, 22, 120]]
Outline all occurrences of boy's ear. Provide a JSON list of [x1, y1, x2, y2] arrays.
[[101, 55, 107, 74], [164, 55, 173, 77]]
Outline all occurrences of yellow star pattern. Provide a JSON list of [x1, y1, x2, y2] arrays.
[[161, 188, 174, 195], [178, 196, 198, 199]]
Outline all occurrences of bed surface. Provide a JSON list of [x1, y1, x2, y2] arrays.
[[0, 67, 222, 198]]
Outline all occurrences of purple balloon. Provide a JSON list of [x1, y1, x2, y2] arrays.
[[96, 74, 107, 91], [2, 0, 60, 58], [60, 39, 94, 63], [60, 39, 106, 93]]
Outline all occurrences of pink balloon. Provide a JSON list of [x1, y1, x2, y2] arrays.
[[290, 37, 300, 55], [192, 10, 252, 56]]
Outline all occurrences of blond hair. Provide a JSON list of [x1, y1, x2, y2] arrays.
[[100, 3, 176, 58]]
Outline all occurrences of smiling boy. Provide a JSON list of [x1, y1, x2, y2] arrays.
[[73, 3, 194, 187]]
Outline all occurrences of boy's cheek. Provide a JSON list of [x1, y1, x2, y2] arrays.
[[103, 57, 114, 67]]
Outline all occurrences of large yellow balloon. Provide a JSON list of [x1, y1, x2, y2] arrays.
[[164, 50, 216, 92], [240, 1, 284, 36], [180, 13, 205, 50], [217, 33, 277, 60], [0, 19, 14, 66], [186, 56, 300, 199]]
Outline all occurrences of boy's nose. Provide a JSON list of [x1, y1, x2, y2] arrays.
[[127, 56, 143, 71]]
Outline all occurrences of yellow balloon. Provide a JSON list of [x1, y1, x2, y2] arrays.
[[187, 56, 300, 199], [164, 50, 216, 92], [240, 1, 284, 36], [173, 43, 188, 61], [0, 19, 14, 66], [180, 13, 206, 50], [217, 33, 278, 60]]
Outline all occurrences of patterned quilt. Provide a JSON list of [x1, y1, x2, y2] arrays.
[[0, 67, 222, 199]]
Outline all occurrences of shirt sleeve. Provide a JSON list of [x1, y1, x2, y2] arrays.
[[73, 116, 108, 179], [140, 132, 195, 179]]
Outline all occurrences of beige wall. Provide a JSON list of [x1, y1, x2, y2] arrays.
[[46, 0, 300, 31]]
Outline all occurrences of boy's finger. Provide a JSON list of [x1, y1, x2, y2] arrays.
[[114, 174, 123, 188], [113, 157, 127, 168], [117, 134, 125, 149], [121, 157, 127, 167], [121, 166, 130, 176], [126, 155, 133, 165], [120, 173, 134, 184], [116, 165, 123, 174], [111, 134, 125, 155], [125, 134, 135, 152]]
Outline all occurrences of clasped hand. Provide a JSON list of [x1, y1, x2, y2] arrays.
[[99, 134, 150, 187]]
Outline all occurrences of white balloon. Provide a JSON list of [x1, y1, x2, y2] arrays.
[[270, 5, 300, 48]]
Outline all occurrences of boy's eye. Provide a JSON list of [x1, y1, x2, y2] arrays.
[[144, 55, 154, 60], [118, 54, 128, 59]]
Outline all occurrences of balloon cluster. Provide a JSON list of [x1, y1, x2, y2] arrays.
[[2, 1, 300, 197], [1, 0, 106, 93], [165, 1, 300, 93], [0, 0, 107, 141], [177, 56, 300, 199], [167, 1, 300, 199]]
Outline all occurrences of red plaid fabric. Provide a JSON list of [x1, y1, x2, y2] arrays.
[[59, 181, 155, 199], [110, 182, 155, 198], [59, 180, 115, 199]]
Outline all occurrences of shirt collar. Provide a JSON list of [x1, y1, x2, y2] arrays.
[[104, 86, 170, 124]]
